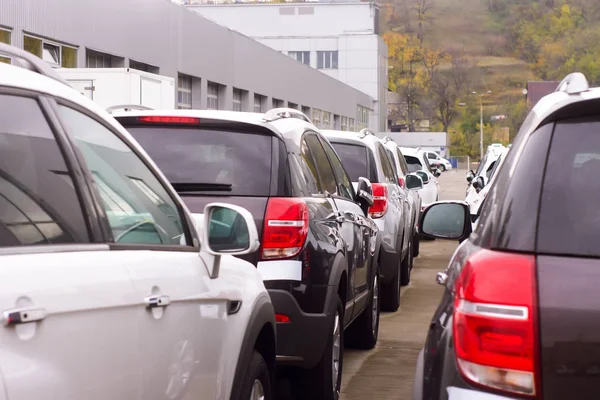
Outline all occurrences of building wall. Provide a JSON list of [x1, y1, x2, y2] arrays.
[[0, 0, 373, 130], [188, 1, 388, 131]]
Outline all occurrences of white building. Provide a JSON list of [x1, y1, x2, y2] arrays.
[[187, 0, 388, 132]]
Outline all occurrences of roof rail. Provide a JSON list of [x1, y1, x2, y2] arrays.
[[357, 128, 375, 138], [555, 72, 589, 95], [0, 42, 70, 87], [264, 107, 312, 124], [106, 104, 154, 114], [382, 135, 394, 143]]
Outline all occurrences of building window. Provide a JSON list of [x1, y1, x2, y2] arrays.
[[0, 29, 10, 64], [312, 109, 322, 128], [233, 88, 243, 112], [207, 82, 219, 110], [177, 74, 193, 109], [341, 116, 348, 131], [349, 118, 356, 131], [288, 51, 310, 66], [273, 98, 284, 108], [254, 94, 264, 113], [129, 59, 159, 74], [24, 35, 77, 68], [322, 111, 331, 129], [288, 102, 298, 110], [357, 106, 369, 131], [317, 51, 338, 69], [86, 49, 123, 68]]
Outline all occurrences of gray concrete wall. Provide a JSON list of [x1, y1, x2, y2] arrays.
[[0, 0, 373, 120]]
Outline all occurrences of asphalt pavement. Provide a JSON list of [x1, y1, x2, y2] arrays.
[[340, 169, 466, 399]]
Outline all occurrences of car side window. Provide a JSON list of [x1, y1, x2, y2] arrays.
[[386, 149, 399, 177], [427, 153, 436, 159], [57, 105, 189, 246], [396, 149, 410, 176], [0, 94, 90, 247], [377, 144, 396, 183], [304, 134, 337, 195], [319, 137, 355, 201], [298, 140, 321, 195]]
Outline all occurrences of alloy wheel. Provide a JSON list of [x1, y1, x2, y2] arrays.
[[331, 311, 341, 393], [250, 379, 265, 400], [372, 275, 379, 335]]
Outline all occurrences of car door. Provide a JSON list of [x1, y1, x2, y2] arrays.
[[0, 92, 140, 400], [304, 133, 357, 324], [318, 136, 374, 316], [56, 104, 232, 400]]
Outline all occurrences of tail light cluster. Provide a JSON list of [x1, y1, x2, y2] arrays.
[[260, 198, 309, 260], [368, 183, 388, 219], [453, 249, 539, 397], [398, 177, 405, 188]]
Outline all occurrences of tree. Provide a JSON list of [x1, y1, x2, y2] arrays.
[[414, 0, 433, 47], [431, 73, 458, 133]]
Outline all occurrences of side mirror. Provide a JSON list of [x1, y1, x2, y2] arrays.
[[406, 173, 424, 190], [433, 169, 442, 178], [473, 176, 485, 192], [419, 201, 472, 242], [415, 170, 429, 185], [199, 203, 260, 279], [466, 170, 475, 183], [356, 177, 374, 216]]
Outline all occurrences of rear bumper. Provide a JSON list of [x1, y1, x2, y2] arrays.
[[268, 288, 332, 369]]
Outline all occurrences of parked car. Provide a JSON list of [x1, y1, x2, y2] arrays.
[[114, 108, 381, 400], [423, 150, 452, 172], [400, 147, 441, 209], [465, 143, 505, 194], [381, 137, 424, 258], [321, 129, 412, 305], [0, 43, 276, 400], [465, 145, 510, 222], [413, 72, 600, 400]]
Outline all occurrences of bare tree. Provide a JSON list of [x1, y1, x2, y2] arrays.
[[431, 73, 459, 133], [414, 0, 433, 47]]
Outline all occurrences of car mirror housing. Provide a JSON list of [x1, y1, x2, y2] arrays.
[[406, 173, 424, 190], [419, 201, 472, 242], [356, 177, 374, 216]]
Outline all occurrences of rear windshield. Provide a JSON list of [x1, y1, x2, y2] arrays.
[[330, 142, 368, 182], [537, 117, 600, 257], [404, 155, 422, 173], [125, 127, 272, 196]]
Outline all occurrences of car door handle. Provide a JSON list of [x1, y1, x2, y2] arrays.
[[144, 295, 170, 309], [3, 306, 47, 326]]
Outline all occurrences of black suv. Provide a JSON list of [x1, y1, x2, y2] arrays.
[[115, 108, 381, 400], [414, 73, 600, 400]]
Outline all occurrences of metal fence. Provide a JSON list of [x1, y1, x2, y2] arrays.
[[448, 156, 470, 170]]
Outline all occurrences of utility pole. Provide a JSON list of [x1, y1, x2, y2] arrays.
[[480, 96, 484, 161]]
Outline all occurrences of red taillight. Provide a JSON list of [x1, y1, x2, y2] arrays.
[[275, 313, 291, 323], [453, 249, 539, 397], [398, 177, 405, 188], [260, 198, 309, 260], [368, 184, 388, 219], [138, 116, 200, 124]]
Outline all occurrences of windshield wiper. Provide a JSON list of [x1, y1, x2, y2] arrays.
[[171, 182, 232, 193]]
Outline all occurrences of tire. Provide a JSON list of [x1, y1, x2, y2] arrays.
[[439, 164, 446, 172], [240, 351, 273, 400], [345, 269, 380, 350], [400, 242, 413, 286], [305, 296, 344, 400], [412, 233, 420, 258], [381, 262, 401, 312]]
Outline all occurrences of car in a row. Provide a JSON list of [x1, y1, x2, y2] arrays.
[[413, 72, 600, 400]]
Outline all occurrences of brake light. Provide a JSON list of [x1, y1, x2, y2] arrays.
[[398, 177, 405, 188], [138, 116, 200, 124], [453, 249, 539, 397], [260, 198, 309, 260], [368, 184, 388, 219]]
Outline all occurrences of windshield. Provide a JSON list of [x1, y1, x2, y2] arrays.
[[124, 127, 272, 196], [330, 142, 368, 182], [404, 155, 422, 173]]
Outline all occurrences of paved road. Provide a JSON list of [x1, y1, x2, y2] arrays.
[[340, 169, 466, 399]]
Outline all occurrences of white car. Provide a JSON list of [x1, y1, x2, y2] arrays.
[[465, 144, 505, 197], [399, 147, 441, 210], [423, 150, 452, 171], [0, 44, 275, 400], [466, 145, 510, 221]]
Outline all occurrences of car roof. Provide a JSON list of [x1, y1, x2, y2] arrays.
[[398, 147, 421, 157], [321, 129, 380, 149], [112, 108, 321, 144]]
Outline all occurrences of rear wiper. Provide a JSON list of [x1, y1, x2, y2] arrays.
[[171, 182, 232, 193]]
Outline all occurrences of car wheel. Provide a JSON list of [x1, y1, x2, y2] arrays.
[[305, 296, 344, 400], [240, 351, 273, 400], [346, 269, 380, 350], [412, 233, 420, 258], [381, 262, 401, 312], [400, 241, 412, 286], [440, 164, 446, 172]]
